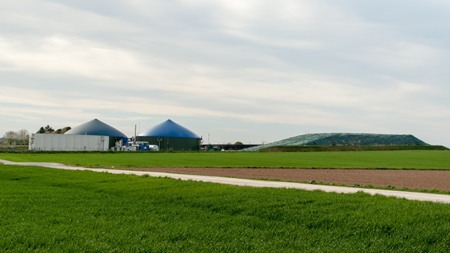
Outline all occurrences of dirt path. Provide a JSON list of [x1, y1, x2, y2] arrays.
[[127, 168, 450, 191]]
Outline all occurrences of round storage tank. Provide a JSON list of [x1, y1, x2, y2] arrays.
[[65, 118, 127, 148], [137, 119, 201, 151]]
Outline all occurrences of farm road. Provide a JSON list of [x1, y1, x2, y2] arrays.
[[1, 159, 450, 204]]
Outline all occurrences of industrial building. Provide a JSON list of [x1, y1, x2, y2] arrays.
[[137, 119, 201, 151], [29, 119, 127, 151]]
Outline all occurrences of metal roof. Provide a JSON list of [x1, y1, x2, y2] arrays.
[[65, 119, 127, 138], [138, 119, 200, 139]]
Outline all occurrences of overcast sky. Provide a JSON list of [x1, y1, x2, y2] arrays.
[[1, 0, 449, 147]]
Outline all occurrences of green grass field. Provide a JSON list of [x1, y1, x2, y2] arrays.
[[0, 150, 449, 169], [2, 164, 450, 252]]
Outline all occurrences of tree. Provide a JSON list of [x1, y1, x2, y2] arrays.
[[38, 125, 70, 134], [61, 126, 71, 134], [2, 129, 29, 145], [17, 129, 29, 144], [234, 141, 243, 145], [37, 127, 45, 134], [3, 131, 17, 144], [44, 125, 54, 133]]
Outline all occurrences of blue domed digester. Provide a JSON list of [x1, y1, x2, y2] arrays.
[[65, 119, 127, 138], [138, 119, 199, 138], [137, 119, 200, 151]]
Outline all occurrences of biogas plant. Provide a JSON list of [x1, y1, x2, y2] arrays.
[[29, 119, 201, 152], [29, 118, 431, 152], [29, 119, 429, 151]]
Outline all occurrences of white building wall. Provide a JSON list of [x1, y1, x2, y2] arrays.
[[66, 134, 74, 151], [29, 134, 110, 151]]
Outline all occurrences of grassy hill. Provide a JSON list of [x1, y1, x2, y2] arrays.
[[244, 133, 430, 152], [259, 145, 448, 152]]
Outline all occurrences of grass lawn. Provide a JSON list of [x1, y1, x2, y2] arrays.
[[0, 150, 449, 169], [1, 164, 450, 252]]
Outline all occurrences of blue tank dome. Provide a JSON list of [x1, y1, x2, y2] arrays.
[[65, 119, 127, 138], [138, 119, 200, 139]]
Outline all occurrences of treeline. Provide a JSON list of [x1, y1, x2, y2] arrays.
[[36, 125, 71, 134], [2, 129, 29, 145], [1, 125, 72, 146]]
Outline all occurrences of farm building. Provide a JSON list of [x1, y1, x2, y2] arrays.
[[29, 119, 127, 151], [137, 119, 201, 151], [243, 133, 429, 151]]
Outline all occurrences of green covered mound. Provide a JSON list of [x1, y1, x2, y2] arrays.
[[244, 133, 429, 152]]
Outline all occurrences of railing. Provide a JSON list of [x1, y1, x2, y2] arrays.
[[0, 144, 29, 151]]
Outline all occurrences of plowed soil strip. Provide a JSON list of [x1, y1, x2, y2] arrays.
[[128, 168, 450, 191]]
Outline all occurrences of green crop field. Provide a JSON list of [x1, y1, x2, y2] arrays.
[[1, 164, 450, 252], [0, 150, 449, 169]]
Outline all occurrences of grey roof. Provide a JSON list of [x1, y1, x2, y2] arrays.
[[244, 133, 429, 151], [138, 119, 200, 139], [65, 119, 127, 138]]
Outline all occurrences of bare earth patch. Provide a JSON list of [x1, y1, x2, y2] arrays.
[[127, 168, 450, 191]]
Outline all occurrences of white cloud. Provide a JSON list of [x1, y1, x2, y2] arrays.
[[0, 0, 141, 35], [0, 35, 150, 81]]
